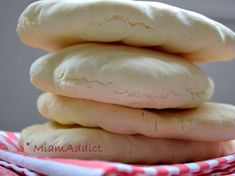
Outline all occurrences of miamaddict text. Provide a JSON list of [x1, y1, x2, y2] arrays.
[[29, 143, 102, 153]]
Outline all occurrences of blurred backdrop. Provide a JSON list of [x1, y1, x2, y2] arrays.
[[0, 0, 235, 131]]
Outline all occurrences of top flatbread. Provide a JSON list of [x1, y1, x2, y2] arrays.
[[17, 0, 235, 62]]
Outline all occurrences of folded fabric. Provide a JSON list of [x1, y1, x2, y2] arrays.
[[0, 165, 20, 176], [37, 93, 235, 142], [0, 160, 40, 176], [30, 43, 213, 109], [1, 130, 235, 176], [17, 0, 235, 62]]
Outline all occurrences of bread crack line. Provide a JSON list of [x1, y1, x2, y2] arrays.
[[98, 14, 154, 31], [57, 74, 113, 87]]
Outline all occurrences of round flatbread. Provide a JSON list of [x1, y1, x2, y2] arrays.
[[38, 93, 235, 142], [30, 43, 213, 109], [17, 0, 235, 62], [20, 122, 235, 164]]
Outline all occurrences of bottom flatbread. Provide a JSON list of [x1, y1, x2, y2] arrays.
[[20, 122, 235, 164]]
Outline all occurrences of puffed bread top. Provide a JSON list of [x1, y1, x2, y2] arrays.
[[30, 43, 214, 109], [17, 0, 235, 62]]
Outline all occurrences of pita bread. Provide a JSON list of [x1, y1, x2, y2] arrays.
[[38, 93, 235, 142], [17, 0, 235, 62], [20, 122, 235, 164], [30, 43, 213, 109]]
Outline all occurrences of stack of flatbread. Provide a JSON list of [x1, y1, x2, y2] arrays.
[[17, 0, 235, 164]]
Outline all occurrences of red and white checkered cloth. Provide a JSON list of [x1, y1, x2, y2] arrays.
[[0, 131, 235, 176]]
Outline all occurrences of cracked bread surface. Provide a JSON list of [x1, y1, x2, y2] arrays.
[[17, 0, 235, 62], [30, 43, 213, 109]]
